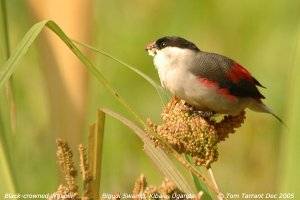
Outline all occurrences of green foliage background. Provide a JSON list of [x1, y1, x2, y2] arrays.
[[1, 0, 299, 198]]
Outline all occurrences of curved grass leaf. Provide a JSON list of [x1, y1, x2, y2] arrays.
[[0, 20, 48, 88], [72, 40, 170, 105], [102, 108, 194, 194], [0, 20, 144, 127], [45, 21, 148, 128]]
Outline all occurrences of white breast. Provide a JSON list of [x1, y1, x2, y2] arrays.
[[154, 47, 196, 89]]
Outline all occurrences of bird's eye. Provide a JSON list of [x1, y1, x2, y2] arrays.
[[161, 42, 166, 47]]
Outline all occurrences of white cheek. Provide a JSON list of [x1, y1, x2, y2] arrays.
[[153, 52, 169, 86], [154, 51, 167, 69]]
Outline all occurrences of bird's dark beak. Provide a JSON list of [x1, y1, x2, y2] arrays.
[[145, 41, 158, 56]]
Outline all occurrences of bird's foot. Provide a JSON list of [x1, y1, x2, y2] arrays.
[[192, 110, 216, 118], [180, 99, 216, 119]]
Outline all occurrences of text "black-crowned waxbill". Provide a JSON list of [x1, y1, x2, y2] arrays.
[[146, 36, 284, 125]]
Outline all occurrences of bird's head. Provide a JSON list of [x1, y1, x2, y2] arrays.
[[145, 36, 200, 57]]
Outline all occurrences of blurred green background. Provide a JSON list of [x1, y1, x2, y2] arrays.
[[1, 0, 300, 198]]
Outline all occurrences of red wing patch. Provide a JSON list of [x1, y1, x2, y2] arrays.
[[197, 78, 218, 88], [227, 61, 254, 84], [197, 77, 237, 101]]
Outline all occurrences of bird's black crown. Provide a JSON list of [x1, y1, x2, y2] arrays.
[[155, 36, 200, 52]]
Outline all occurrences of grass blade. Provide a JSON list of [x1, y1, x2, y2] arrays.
[[0, 20, 48, 88], [101, 108, 194, 194], [0, 102, 17, 196], [0, 19, 147, 131], [184, 154, 212, 200], [72, 40, 170, 105], [45, 21, 147, 128], [1, 0, 17, 135], [88, 110, 105, 199], [1, 0, 10, 58], [0, 0, 17, 196]]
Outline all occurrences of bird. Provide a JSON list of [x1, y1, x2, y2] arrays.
[[145, 36, 284, 125]]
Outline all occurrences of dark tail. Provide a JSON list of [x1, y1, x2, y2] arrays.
[[271, 113, 287, 128], [250, 102, 287, 127]]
